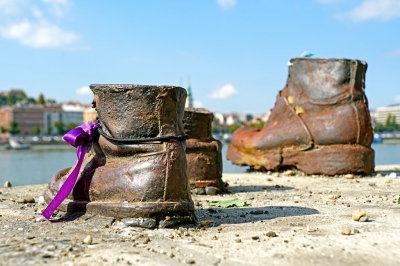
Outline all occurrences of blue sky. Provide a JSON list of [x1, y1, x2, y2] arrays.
[[0, 0, 399, 114]]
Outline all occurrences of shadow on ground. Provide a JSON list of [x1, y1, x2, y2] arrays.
[[228, 185, 294, 193], [193, 206, 319, 227]]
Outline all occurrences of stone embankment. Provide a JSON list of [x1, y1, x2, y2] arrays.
[[1, 166, 400, 266]]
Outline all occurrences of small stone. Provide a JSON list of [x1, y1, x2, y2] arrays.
[[251, 236, 259, 240], [200, 220, 212, 227], [234, 239, 241, 243], [24, 197, 35, 204], [142, 237, 150, 244], [266, 231, 277, 237], [284, 170, 294, 176], [344, 174, 354, 179], [273, 172, 280, 177], [212, 236, 218, 240], [352, 209, 367, 221], [38, 196, 45, 203], [205, 186, 218, 195], [359, 216, 369, 222], [388, 172, 397, 178], [341, 229, 351, 235], [376, 173, 383, 177], [353, 229, 360, 234], [191, 188, 206, 195], [384, 179, 391, 184], [3, 181, 12, 188], [83, 235, 93, 245], [328, 195, 336, 200]]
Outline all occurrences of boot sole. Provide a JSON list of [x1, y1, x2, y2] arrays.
[[227, 144, 374, 175], [44, 188, 194, 220]]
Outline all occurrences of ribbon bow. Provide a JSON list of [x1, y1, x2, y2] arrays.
[[42, 121, 100, 219]]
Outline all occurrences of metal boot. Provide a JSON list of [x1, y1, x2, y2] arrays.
[[44, 84, 195, 227], [227, 58, 374, 175], [183, 108, 224, 193]]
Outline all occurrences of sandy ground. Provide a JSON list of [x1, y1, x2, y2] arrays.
[[1, 166, 400, 266]]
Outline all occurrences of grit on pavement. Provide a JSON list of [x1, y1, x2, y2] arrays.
[[1, 165, 400, 266]]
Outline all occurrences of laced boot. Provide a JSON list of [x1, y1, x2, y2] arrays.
[[183, 108, 224, 194], [44, 84, 195, 227], [227, 58, 374, 175]]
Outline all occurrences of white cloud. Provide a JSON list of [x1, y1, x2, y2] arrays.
[[193, 100, 203, 108], [76, 86, 92, 96], [209, 84, 237, 99], [334, 0, 400, 22], [42, 0, 70, 17], [217, 0, 237, 10], [0, 19, 79, 48], [0, 0, 78, 48], [0, 0, 25, 15]]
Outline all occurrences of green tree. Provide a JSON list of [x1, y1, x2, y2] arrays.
[[33, 126, 41, 135], [47, 125, 53, 135], [67, 123, 79, 131], [37, 93, 45, 105], [9, 120, 20, 135], [227, 123, 241, 134], [54, 121, 65, 135]]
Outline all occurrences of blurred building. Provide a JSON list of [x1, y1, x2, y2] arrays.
[[84, 107, 97, 124], [370, 104, 400, 125], [0, 104, 44, 135]]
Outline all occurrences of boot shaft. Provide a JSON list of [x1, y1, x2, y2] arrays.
[[287, 58, 368, 108], [183, 108, 214, 141], [90, 84, 187, 139]]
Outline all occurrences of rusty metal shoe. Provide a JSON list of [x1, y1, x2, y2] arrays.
[[227, 58, 375, 175], [183, 108, 225, 193], [44, 85, 195, 227]]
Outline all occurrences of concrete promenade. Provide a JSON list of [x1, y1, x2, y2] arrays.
[[1, 166, 400, 266]]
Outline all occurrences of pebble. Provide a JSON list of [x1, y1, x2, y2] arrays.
[[234, 239, 242, 243], [384, 179, 391, 184], [388, 172, 397, 178], [200, 220, 212, 227], [3, 181, 12, 188], [341, 229, 351, 235], [344, 174, 354, 179], [376, 173, 383, 177], [191, 188, 206, 195], [251, 236, 259, 240], [283, 170, 294, 176], [352, 209, 367, 221], [266, 231, 277, 237], [83, 235, 93, 245], [205, 186, 218, 195], [353, 229, 360, 234], [359, 216, 369, 222], [38, 196, 45, 203], [328, 195, 336, 200]]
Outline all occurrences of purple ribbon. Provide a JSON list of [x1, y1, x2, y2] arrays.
[[42, 122, 99, 219]]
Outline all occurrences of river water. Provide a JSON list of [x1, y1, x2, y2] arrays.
[[1, 143, 399, 187]]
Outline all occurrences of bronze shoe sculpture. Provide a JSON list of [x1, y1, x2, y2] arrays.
[[183, 108, 225, 194], [43, 84, 195, 227], [227, 58, 374, 175]]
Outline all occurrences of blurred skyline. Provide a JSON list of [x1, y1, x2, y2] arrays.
[[1, 0, 400, 113]]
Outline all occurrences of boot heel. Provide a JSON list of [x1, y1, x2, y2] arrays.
[[282, 145, 375, 175]]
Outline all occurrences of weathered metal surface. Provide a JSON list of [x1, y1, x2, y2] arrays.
[[44, 85, 194, 221], [227, 58, 375, 175], [183, 108, 224, 190]]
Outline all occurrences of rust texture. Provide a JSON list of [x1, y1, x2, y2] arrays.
[[183, 108, 224, 189], [227, 58, 375, 175], [44, 85, 194, 220]]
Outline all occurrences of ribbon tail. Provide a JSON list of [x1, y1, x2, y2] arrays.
[[42, 145, 88, 219]]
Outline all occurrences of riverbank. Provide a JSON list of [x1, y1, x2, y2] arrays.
[[1, 167, 399, 265]]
